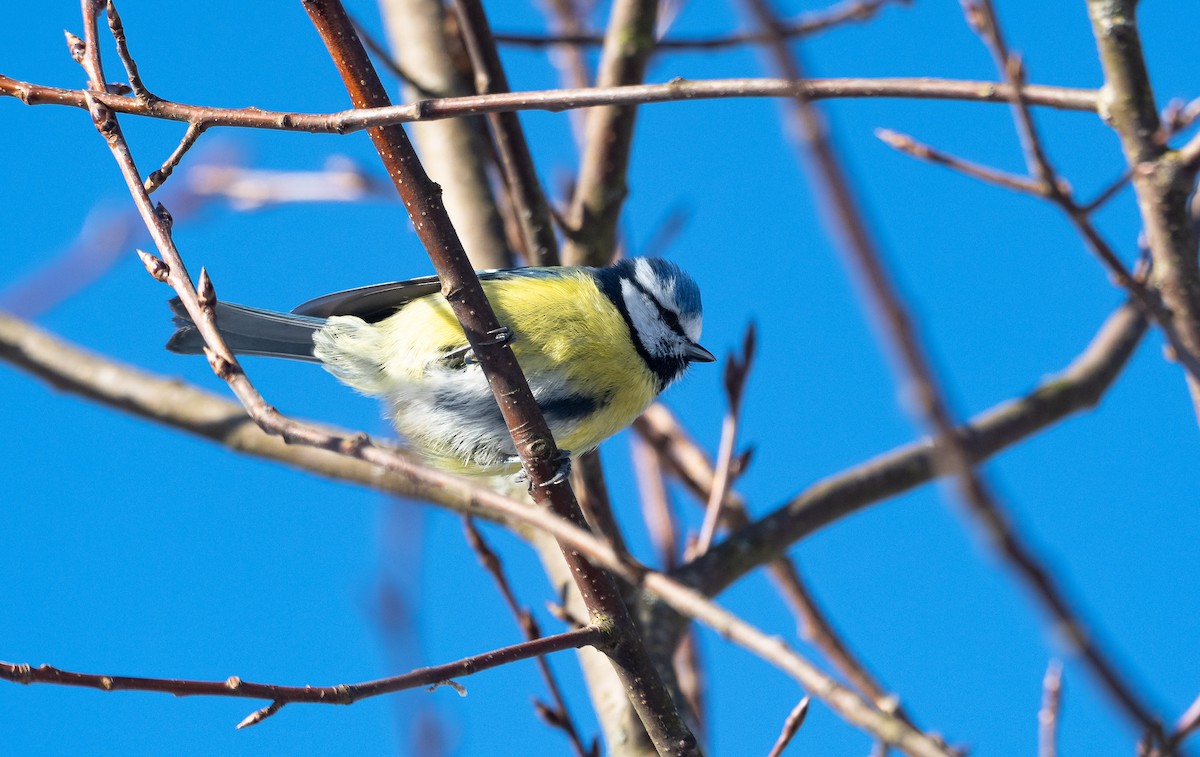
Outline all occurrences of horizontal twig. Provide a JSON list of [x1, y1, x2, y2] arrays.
[[0, 625, 601, 707], [0, 73, 1100, 135]]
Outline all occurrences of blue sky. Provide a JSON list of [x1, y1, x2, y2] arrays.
[[3, 1, 1199, 755]]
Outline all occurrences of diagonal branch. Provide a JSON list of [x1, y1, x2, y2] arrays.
[[298, 2, 697, 753]]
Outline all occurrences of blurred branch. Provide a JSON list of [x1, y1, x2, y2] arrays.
[[1, 72, 1101, 132], [496, 0, 905, 51], [188, 157, 390, 209], [450, 0, 561, 266], [378, 0, 511, 268], [705, 9, 1166, 740], [561, 0, 660, 266], [1168, 693, 1200, 753], [537, 0, 593, 146], [1038, 660, 1063, 757]]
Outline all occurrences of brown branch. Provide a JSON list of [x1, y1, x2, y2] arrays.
[[694, 323, 755, 555], [378, 0, 511, 270], [728, 3, 1167, 738], [633, 434, 682, 568], [0, 625, 602, 715], [875, 127, 1048, 196], [496, 0, 904, 51], [144, 121, 207, 193], [0, 72, 1101, 133], [297, 2, 697, 753], [765, 697, 811, 757], [450, 0, 561, 266]]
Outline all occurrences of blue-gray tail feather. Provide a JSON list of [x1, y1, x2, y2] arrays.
[[166, 298, 325, 362]]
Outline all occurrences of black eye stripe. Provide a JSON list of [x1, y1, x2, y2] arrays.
[[623, 274, 688, 339]]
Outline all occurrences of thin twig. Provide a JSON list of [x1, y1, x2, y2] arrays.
[[236, 701, 286, 729], [144, 121, 207, 193], [875, 128, 1047, 196], [1038, 660, 1063, 757], [765, 697, 811, 757], [496, 0, 904, 51], [695, 323, 755, 555], [462, 519, 595, 757], [105, 0, 152, 99], [0, 72, 1103, 133], [0, 625, 602, 711]]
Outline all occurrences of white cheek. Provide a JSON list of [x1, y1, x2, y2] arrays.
[[680, 313, 702, 343], [621, 280, 681, 356]]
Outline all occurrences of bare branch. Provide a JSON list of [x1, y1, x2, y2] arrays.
[[0, 625, 602, 712], [700, 7, 1165, 736], [765, 697, 811, 757], [496, 0, 905, 51], [378, 0, 511, 269], [0, 72, 1101, 133], [694, 323, 755, 555], [876, 127, 1048, 196]]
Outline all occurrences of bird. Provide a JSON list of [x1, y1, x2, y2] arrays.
[[167, 257, 715, 476]]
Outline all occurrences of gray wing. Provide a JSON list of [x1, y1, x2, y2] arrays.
[[290, 267, 570, 322]]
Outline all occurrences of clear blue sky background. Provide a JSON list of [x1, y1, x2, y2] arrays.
[[3, 2, 1199, 755]]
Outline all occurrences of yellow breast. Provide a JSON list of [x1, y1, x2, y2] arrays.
[[378, 269, 659, 456]]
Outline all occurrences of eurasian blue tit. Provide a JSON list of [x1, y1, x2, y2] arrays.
[[167, 257, 714, 475]]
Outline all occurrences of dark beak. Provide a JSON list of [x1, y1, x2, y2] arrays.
[[685, 342, 717, 363]]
